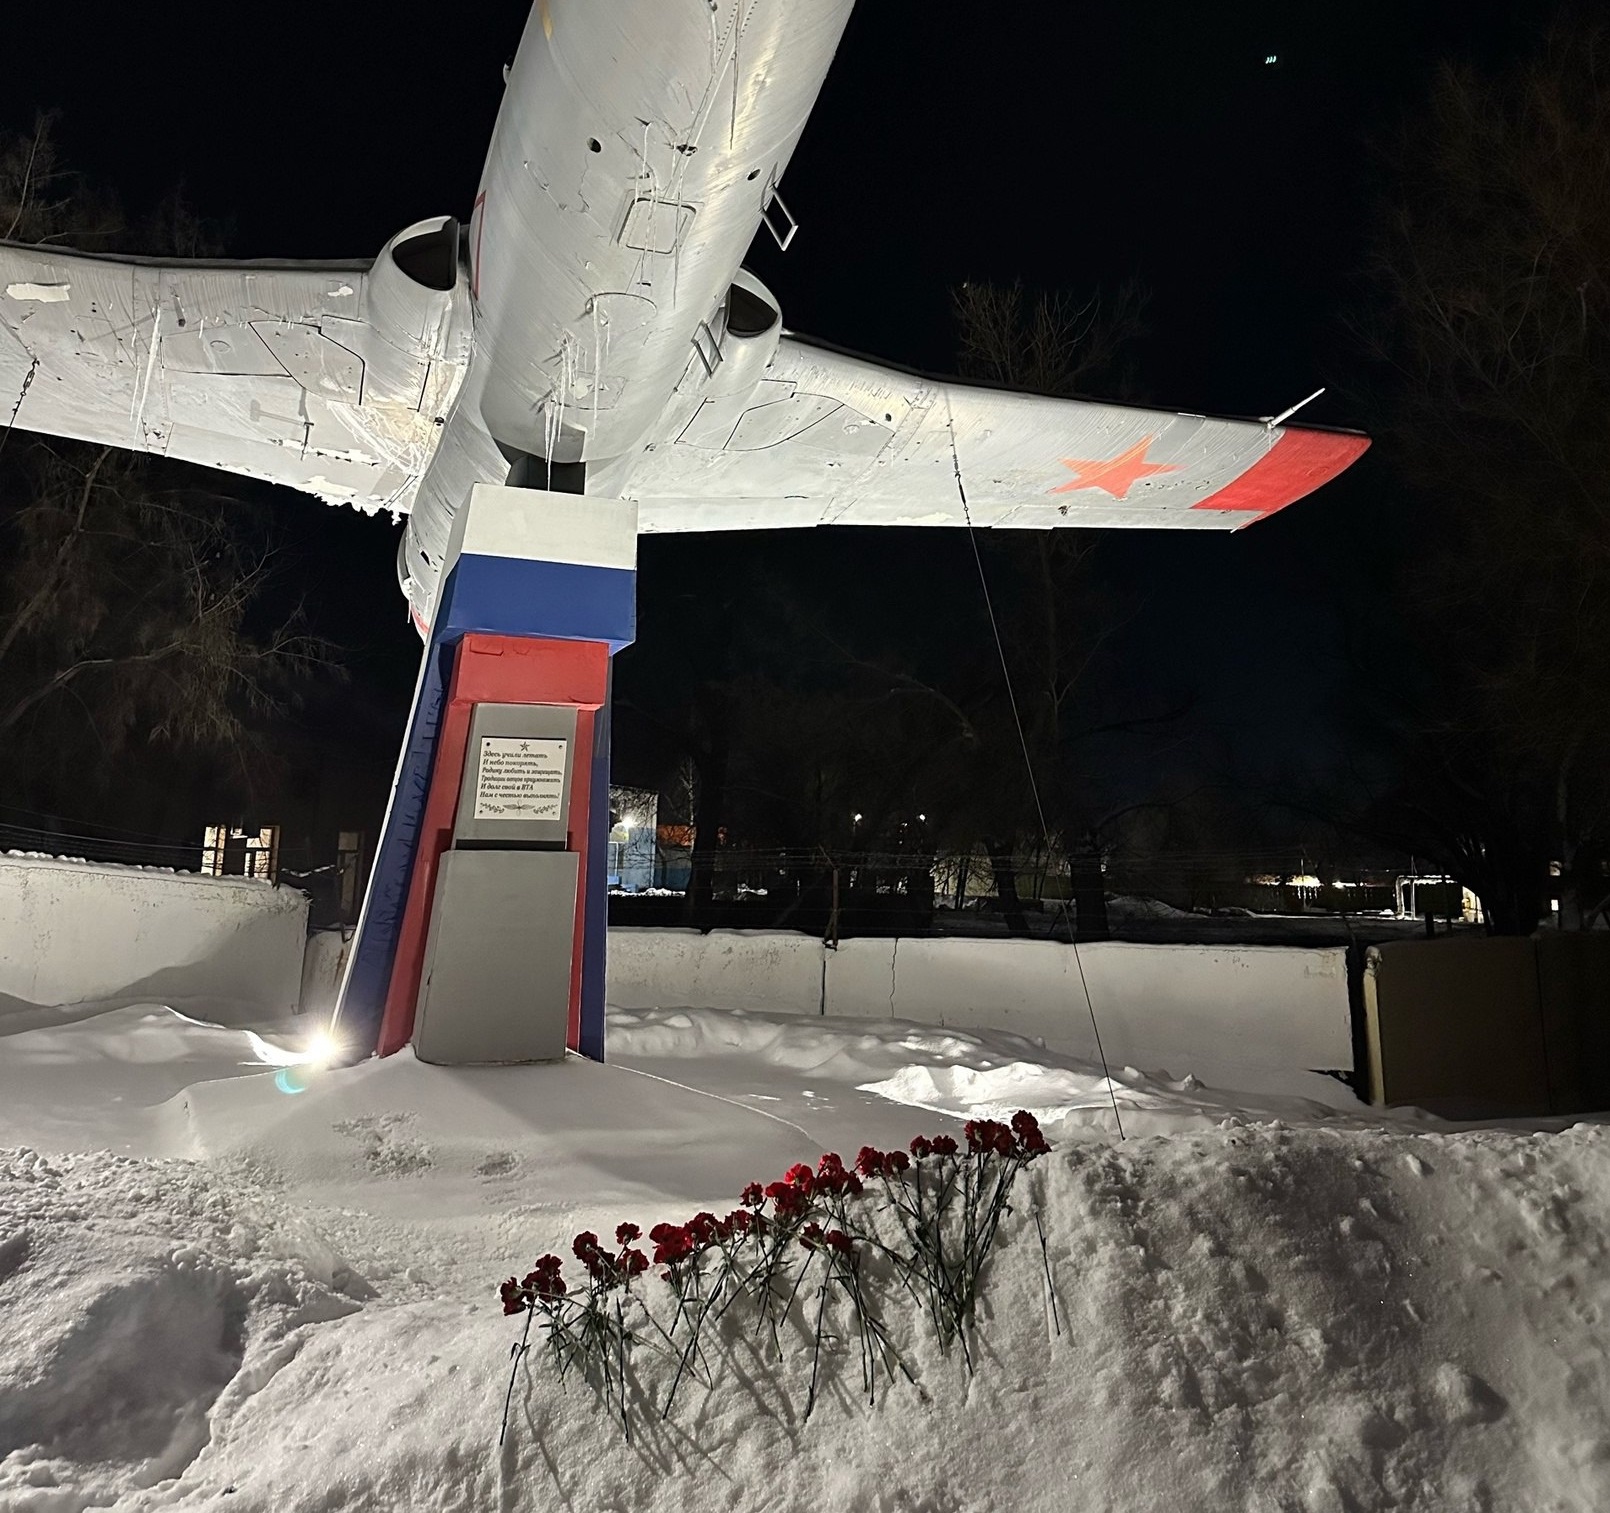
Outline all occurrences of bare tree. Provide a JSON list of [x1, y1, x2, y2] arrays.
[[0, 112, 121, 247], [1362, 16, 1610, 930], [0, 118, 337, 816], [952, 279, 1150, 400], [0, 448, 337, 798], [946, 277, 1164, 936]]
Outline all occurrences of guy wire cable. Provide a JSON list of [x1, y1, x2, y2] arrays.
[[0, 357, 39, 466], [945, 399, 1125, 1140]]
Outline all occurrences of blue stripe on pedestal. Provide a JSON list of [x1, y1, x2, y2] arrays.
[[338, 637, 455, 1054], [579, 674, 612, 1062], [440, 553, 636, 650]]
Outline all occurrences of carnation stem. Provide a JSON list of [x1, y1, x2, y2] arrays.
[[804, 1274, 830, 1420], [1032, 1201, 1061, 1338], [500, 1302, 536, 1447], [617, 1298, 632, 1439], [661, 1255, 732, 1420]]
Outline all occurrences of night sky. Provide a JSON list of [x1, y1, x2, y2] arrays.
[[5, 0, 1539, 813]]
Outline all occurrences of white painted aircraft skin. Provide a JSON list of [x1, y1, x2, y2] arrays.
[[0, 0, 1368, 636]]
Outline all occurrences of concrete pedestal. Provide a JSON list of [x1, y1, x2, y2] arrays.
[[334, 485, 637, 1063]]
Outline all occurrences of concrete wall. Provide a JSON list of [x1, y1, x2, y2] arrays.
[[0, 853, 309, 1030], [300, 927, 353, 1023], [607, 928, 824, 1018], [607, 928, 1354, 1078]]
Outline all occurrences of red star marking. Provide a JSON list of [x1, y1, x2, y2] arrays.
[[1051, 436, 1181, 499]]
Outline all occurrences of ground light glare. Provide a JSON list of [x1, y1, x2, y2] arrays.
[[246, 1024, 342, 1094]]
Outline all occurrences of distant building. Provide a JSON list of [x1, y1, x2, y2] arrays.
[[607, 786, 659, 892], [201, 824, 279, 881]]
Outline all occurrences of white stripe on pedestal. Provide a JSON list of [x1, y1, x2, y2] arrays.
[[451, 484, 639, 572]]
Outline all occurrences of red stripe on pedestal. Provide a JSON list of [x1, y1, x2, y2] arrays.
[[1193, 429, 1370, 522], [375, 633, 610, 1058]]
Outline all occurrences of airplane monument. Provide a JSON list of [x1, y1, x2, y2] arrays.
[[0, 0, 1368, 1065]]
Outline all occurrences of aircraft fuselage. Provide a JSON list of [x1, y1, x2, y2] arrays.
[[473, 0, 852, 466], [398, 0, 854, 626]]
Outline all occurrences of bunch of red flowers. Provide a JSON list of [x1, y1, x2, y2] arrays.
[[499, 1108, 1057, 1434]]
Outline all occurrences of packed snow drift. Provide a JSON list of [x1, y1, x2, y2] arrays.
[[1, 994, 1607, 1511]]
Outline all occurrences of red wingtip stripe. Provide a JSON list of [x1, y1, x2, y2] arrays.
[[1193, 428, 1370, 522]]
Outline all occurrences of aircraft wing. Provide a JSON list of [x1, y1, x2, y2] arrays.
[[623, 336, 1367, 532], [0, 228, 470, 513]]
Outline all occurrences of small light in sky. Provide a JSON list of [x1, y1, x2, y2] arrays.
[[1265, 54, 1279, 65]]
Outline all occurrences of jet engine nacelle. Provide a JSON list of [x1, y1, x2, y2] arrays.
[[368, 216, 472, 360], [701, 269, 782, 399]]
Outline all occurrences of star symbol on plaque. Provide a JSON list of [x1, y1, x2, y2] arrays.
[[1051, 436, 1181, 499]]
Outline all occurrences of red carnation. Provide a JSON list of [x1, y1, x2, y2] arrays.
[[650, 1222, 694, 1265], [799, 1222, 824, 1251], [686, 1211, 720, 1247], [910, 1135, 931, 1159], [1012, 1110, 1050, 1155], [783, 1162, 815, 1194], [855, 1145, 886, 1178], [500, 1277, 526, 1315], [621, 1247, 648, 1277], [765, 1180, 806, 1219], [966, 1119, 1013, 1157], [814, 1152, 861, 1197], [521, 1254, 565, 1301], [824, 1228, 854, 1257], [886, 1149, 911, 1175], [741, 1181, 765, 1209], [930, 1135, 958, 1157], [615, 1221, 641, 1246]]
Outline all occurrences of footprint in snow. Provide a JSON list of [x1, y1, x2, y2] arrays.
[[332, 1113, 433, 1178]]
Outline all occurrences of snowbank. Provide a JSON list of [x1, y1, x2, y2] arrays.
[[3, 995, 1610, 1509], [0, 1145, 372, 1511], [0, 853, 308, 1030], [1, 994, 1607, 1511]]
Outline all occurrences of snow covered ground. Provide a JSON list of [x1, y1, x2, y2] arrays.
[[2, 993, 1608, 1511]]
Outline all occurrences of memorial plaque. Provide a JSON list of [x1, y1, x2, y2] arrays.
[[454, 702, 578, 846], [472, 736, 568, 821]]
